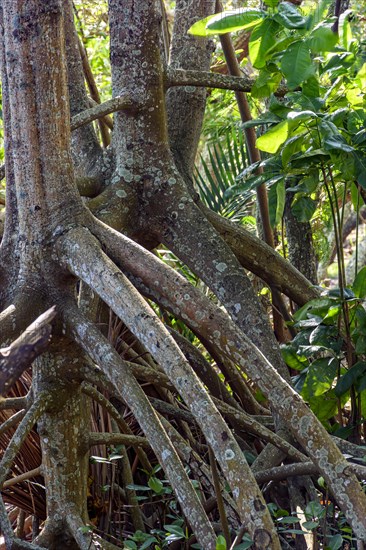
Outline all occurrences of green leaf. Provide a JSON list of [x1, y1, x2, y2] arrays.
[[148, 476, 164, 494], [353, 267, 366, 299], [281, 345, 308, 371], [353, 151, 366, 188], [308, 24, 338, 52], [274, 2, 307, 29], [323, 135, 354, 153], [281, 40, 314, 89], [249, 18, 280, 69], [188, 9, 265, 36], [355, 335, 366, 355], [291, 195, 317, 222], [308, 392, 338, 421], [140, 537, 158, 550], [216, 535, 227, 550], [339, 9, 353, 50], [334, 362, 366, 397], [256, 120, 290, 153], [275, 178, 285, 225], [302, 520, 319, 530], [251, 69, 282, 98], [263, 0, 279, 7], [326, 534, 343, 550], [302, 358, 338, 399], [164, 524, 185, 538], [302, 75, 320, 98]]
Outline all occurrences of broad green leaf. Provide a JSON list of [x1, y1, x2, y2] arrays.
[[308, 24, 338, 53], [275, 178, 285, 224], [306, 0, 333, 30], [164, 524, 185, 538], [263, 0, 279, 7], [339, 9, 353, 50], [323, 135, 354, 153], [274, 1, 307, 29], [302, 521, 319, 530], [334, 361, 366, 397], [353, 267, 366, 299], [256, 120, 290, 153], [188, 9, 265, 36], [302, 76, 320, 97], [249, 18, 280, 69], [290, 149, 330, 169], [148, 476, 164, 494], [353, 151, 366, 188], [216, 535, 227, 550], [281, 345, 308, 371], [327, 534, 343, 550], [355, 335, 366, 355], [308, 392, 338, 421], [140, 538, 158, 550], [281, 40, 313, 89], [282, 134, 307, 166], [350, 182, 364, 210], [302, 358, 338, 399], [242, 112, 281, 129], [356, 63, 366, 90], [291, 195, 317, 222], [251, 69, 282, 98]]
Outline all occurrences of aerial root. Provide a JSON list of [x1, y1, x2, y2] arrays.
[[0, 307, 56, 396], [57, 226, 281, 547], [61, 295, 217, 549]]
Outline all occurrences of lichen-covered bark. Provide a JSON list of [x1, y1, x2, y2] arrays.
[[284, 188, 318, 284], [166, 0, 216, 180]]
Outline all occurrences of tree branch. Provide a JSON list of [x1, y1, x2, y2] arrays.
[[71, 95, 135, 131], [203, 206, 319, 306], [88, 432, 149, 450], [0, 409, 25, 437], [3, 466, 42, 489], [0, 307, 56, 396], [166, 68, 288, 96]]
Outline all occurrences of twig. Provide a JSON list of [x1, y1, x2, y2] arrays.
[[81, 382, 152, 471], [0, 396, 27, 411], [0, 409, 26, 436], [3, 466, 42, 489], [88, 432, 149, 449]]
